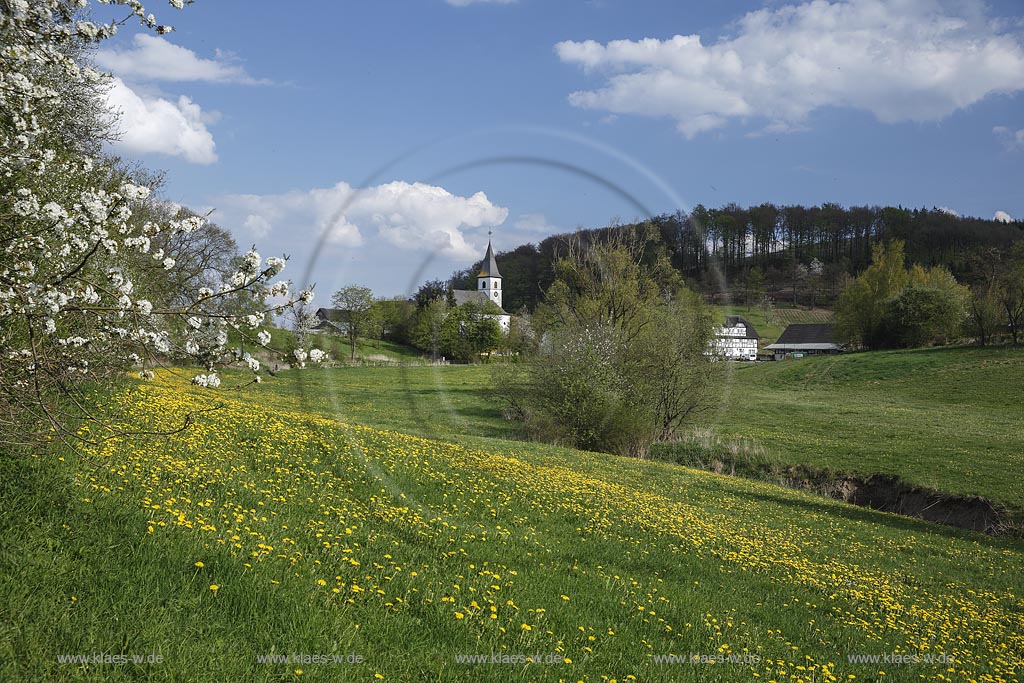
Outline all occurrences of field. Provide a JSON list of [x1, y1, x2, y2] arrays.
[[242, 344, 1024, 511], [710, 345, 1024, 510], [1, 352, 1022, 682], [230, 327, 425, 366]]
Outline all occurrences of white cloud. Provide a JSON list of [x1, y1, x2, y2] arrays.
[[446, 0, 516, 6], [243, 214, 272, 239], [936, 206, 959, 217], [106, 77, 217, 164], [994, 125, 1024, 150], [994, 210, 1014, 223], [556, 0, 1024, 138], [221, 181, 509, 257], [514, 213, 558, 234], [96, 34, 266, 84]]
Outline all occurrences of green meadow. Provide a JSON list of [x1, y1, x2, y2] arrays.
[[1, 346, 1022, 682]]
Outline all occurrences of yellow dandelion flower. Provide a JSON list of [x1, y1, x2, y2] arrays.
[[209, 584, 219, 592], [194, 561, 204, 568]]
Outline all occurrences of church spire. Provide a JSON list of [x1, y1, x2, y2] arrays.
[[478, 232, 501, 279]]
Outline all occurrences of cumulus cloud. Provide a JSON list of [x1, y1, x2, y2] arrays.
[[994, 126, 1024, 151], [221, 181, 509, 257], [936, 206, 959, 217], [514, 213, 558, 234], [96, 34, 266, 84], [556, 0, 1024, 138], [994, 210, 1014, 223], [106, 77, 217, 164]]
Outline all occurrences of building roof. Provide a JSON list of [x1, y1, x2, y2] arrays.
[[765, 323, 842, 350], [451, 289, 508, 315], [315, 307, 350, 323], [477, 239, 501, 279], [313, 307, 350, 332], [721, 316, 760, 339], [764, 342, 842, 351]]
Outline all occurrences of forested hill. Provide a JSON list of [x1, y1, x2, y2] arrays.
[[450, 204, 1023, 313]]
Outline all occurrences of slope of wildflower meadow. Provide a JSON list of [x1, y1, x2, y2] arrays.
[[1, 371, 1022, 682]]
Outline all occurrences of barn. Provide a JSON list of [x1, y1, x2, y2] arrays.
[[764, 323, 843, 359]]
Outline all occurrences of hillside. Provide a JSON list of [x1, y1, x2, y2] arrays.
[[253, 345, 1023, 511], [229, 326, 425, 367], [2, 367, 1021, 681], [453, 206, 1024, 314], [706, 346, 1024, 510]]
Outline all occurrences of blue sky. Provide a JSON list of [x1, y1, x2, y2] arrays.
[[97, 0, 1024, 299]]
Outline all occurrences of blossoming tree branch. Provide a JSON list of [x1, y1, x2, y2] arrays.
[[0, 0, 326, 450]]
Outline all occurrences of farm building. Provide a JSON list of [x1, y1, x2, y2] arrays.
[[765, 323, 843, 359], [710, 316, 760, 361], [313, 307, 350, 333]]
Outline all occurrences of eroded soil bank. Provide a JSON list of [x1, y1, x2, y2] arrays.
[[653, 443, 1019, 536]]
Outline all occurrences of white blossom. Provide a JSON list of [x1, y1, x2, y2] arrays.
[[0, 1, 316, 441], [191, 373, 221, 389], [121, 183, 151, 201]]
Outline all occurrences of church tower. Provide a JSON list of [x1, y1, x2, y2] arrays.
[[477, 236, 502, 309]]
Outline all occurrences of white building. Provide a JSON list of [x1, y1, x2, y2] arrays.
[[451, 237, 511, 333], [711, 316, 760, 361]]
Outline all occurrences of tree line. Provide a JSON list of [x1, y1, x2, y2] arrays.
[[449, 204, 1023, 313], [302, 285, 505, 364], [833, 239, 1024, 350]]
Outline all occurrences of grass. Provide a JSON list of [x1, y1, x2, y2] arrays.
[[229, 326, 425, 366], [1, 352, 1022, 682], [707, 345, 1024, 510], [248, 364, 513, 442]]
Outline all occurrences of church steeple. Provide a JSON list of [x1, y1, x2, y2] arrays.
[[478, 235, 501, 279], [477, 232, 502, 308]]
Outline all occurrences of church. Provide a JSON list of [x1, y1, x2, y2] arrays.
[[451, 237, 511, 333]]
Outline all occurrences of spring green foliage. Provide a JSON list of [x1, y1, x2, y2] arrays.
[[497, 229, 719, 457], [330, 286, 378, 361], [439, 302, 504, 363], [835, 241, 969, 348]]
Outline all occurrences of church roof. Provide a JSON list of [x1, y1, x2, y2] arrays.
[[477, 239, 501, 278], [451, 289, 508, 315]]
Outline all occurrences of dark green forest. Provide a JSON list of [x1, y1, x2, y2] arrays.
[[449, 204, 1023, 312]]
